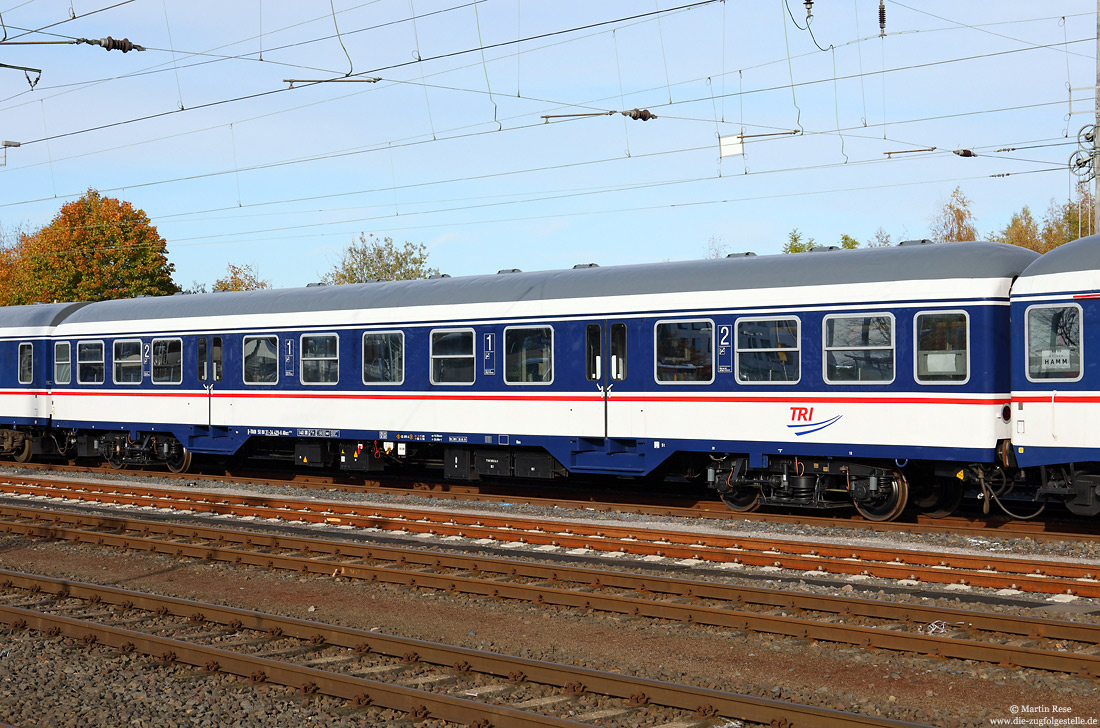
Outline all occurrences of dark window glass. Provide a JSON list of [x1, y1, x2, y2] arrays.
[[114, 340, 142, 384], [824, 315, 894, 383], [610, 323, 626, 381], [736, 319, 799, 383], [585, 324, 601, 381], [17, 343, 32, 385], [54, 342, 70, 385], [152, 339, 182, 384], [243, 336, 279, 384], [363, 332, 404, 384], [198, 337, 208, 383], [504, 327, 552, 384], [77, 341, 104, 384], [431, 330, 474, 384], [212, 337, 223, 382], [916, 313, 968, 382], [1027, 306, 1081, 380], [301, 334, 339, 384], [655, 320, 714, 383]]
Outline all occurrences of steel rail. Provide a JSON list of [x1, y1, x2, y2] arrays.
[[0, 603, 591, 728], [4, 463, 1095, 544], [0, 568, 923, 728], [4, 479, 1098, 593], [2, 504, 1097, 676]]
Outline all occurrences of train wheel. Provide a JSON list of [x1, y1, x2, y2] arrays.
[[854, 470, 909, 522], [106, 451, 125, 470], [918, 477, 963, 519], [11, 437, 32, 464], [721, 486, 761, 513], [165, 447, 192, 474]]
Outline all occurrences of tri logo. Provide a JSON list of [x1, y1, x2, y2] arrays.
[[787, 406, 842, 436]]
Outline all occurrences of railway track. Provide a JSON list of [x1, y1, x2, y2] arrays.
[[3, 477, 1098, 597], [0, 568, 928, 728], [2, 461, 1093, 544], [2, 502, 1098, 678]]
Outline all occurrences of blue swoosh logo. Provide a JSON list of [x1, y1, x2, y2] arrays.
[[787, 414, 843, 436]]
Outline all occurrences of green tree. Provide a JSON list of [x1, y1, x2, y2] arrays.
[[837, 234, 860, 250], [4, 189, 177, 305], [212, 263, 271, 292], [323, 234, 439, 284], [781, 228, 815, 254], [930, 186, 978, 242]]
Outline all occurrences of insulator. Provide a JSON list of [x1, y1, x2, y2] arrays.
[[878, 1, 886, 36], [624, 108, 656, 121], [100, 36, 135, 53], [952, 149, 976, 158]]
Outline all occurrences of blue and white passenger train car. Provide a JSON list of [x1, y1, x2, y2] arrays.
[[1010, 234, 1100, 515], [7, 235, 1100, 521]]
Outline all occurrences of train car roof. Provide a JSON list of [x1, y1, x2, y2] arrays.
[[0, 301, 90, 329], [1017, 233, 1100, 278], [58, 240, 1039, 324]]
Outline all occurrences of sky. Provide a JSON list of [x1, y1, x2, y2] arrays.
[[0, 0, 1096, 289]]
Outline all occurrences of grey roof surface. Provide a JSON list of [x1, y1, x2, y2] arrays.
[[59, 241, 1039, 325], [1018, 233, 1100, 278], [0, 301, 90, 330]]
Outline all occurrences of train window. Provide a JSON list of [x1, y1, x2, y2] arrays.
[[430, 329, 475, 384], [735, 318, 800, 384], [113, 340, 142, 384], [212, 336, 223, 382], [655, 320, 715, 383], [504, 327, 553, 384], [915, 312, 969, 383], [243, 336, 279, 384], [1026, 304, 1082, 381], [301, 334, 339, 384], [152, 338, 183, 385], [54, 342, 70, 385], [198, 337, 208, 382], [17, 343, 32, 385], [363, 332, 404, 385], [77, 341, 104, 384], [823, 314, 895, 384], [610, 323, 626, 381], [585, 325, 601, 381]]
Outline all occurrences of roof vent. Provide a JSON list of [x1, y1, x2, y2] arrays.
[[573, 263, 599, 269], [727, 252, 757, 257], [497, 268, 522, 274], [809, 245, 840, 252], [428, 273, 451, 279], [898, 238, 933, 246], [306, 282, 327, 287]]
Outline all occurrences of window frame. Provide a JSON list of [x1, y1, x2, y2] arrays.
[[913, 309, 970, 386], [151, 337, 183, 385], [734, 316, 801, 386], [653, 318, 716, 385], [77, 340, 105, 385], [299, 332, 340, 386], [503, 325, 554, 386], [429, 328, 476, 386], [242, 335, 280, 386], [54, 341, 71, 386], [822, 313, 896, 385], [113, 338, 144, 385], [609, 322, 627, 382], [362, 330, 405, 386], [1024, 302, 1084, 383], [17, 342, 32, 385]]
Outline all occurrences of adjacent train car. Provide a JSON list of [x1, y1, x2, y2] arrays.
[[1010, 233, 1100, 515], [0, 239, 1042, 522]]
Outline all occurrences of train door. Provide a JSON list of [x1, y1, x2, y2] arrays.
[[584, 322, 628, 437], [197, 336, 227, 427]]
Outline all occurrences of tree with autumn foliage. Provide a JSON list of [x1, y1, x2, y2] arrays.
[[323, 233, 439, 284], [930, 186, 978, 242], [1, 189, 177, 305], [212, 263, 271, 292]]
